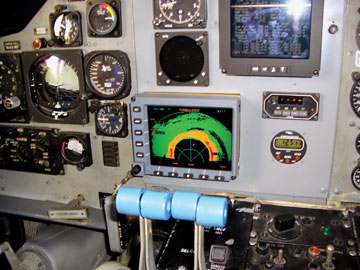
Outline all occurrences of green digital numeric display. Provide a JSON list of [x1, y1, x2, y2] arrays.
[[275, 138, 303, 149]]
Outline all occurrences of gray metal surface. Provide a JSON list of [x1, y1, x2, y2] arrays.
[[0, 0, 357, 227], [133, 0, 347, 203], [330, 0, 360, 203]]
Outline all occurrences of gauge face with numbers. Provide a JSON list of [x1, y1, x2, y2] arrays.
[[53, 12, 80, 45], [159, 0, 201, 24], [87, 3, 118, 35], [96, 104, 124, 136], [86, 53, 126, 98], [351, 166, 360, 191], [350, 80, 360, 118]]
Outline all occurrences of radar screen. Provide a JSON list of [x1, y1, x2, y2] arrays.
[[130, 94, 240, 181], [148, 106, 232, 171], [231, 0, 312, 59]]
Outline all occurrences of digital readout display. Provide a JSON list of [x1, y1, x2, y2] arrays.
[[278, 96, 303, 105], [275, 138, 303, 149], [231, 0, 312, 59], [147, 106, 233, 171]]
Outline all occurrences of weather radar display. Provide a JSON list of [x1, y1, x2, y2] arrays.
[[148, 106, 233, 171]]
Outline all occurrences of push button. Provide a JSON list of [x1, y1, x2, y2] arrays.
[[135, 141, 143, 147], [210, 245, 228, 264]]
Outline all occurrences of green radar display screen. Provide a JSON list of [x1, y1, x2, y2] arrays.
[[148, 106, 233, 171]]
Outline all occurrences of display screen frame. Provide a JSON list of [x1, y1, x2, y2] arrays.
[[219, 0, 324, 77], [130, 93, 241, 181], [147, 105, 233, 171]]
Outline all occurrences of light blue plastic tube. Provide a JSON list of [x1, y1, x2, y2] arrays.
[[115, 187, 145, 216], [140, 190, 172, 220], [171, 191, 201, 221], [196, 196, 228, 228]]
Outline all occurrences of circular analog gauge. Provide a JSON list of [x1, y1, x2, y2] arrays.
[[270, 130, 307, 164], [86, 53, 126, 98], [61, 136, 86, 165], [356, 133, 360, 155], [88, 3, 118, 35], [351, 166, 360, 191], [96, 105, 124, 136], [53, 13, 80, 45], [350, 80, 360, 117], [159, 0, 201, 24], [160, 36, 204, 82], [29, 55, 80, 119]]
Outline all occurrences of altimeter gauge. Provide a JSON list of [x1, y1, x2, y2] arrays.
[[93, 101, 128, 137]]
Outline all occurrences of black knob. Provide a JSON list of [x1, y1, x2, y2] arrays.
[[131, 165, 141, 175], [274, 213, 295, 232]]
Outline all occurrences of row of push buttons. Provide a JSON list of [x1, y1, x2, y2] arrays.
[[154, 170, 225, 181], [274, 110, 308, 117], [251, 66, 289, 73], [275, 155, 301, 164]]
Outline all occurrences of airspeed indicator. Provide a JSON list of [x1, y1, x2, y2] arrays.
[[85, 51, 131, 99]]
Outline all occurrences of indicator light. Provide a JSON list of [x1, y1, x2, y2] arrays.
[[322, 225, 332, 236]]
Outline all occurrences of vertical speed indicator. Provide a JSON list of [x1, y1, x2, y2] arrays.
[[85, 51, 131, 99]]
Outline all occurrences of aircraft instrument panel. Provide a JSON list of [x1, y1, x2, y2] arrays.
[[0, 0, 359, 269]]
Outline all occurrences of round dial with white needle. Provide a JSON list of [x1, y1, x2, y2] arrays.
[[86, 53, 126, 98], [53, 12, 80, 45], [88, 3, 118, 35], [96, 104, 124, 136], [159, 0, 201, 24]]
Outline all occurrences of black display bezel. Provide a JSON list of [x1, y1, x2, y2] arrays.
[[84, 50, 131, 100], [86, 0, 122, 38], [219, 0, 324, 77], [59, 132, 93, 168], [22, 50, 89, 124], [92, 101, 129, 138], [49, 11, 83, 47]]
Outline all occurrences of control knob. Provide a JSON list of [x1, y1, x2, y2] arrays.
[[4, 96, 21, 110]]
